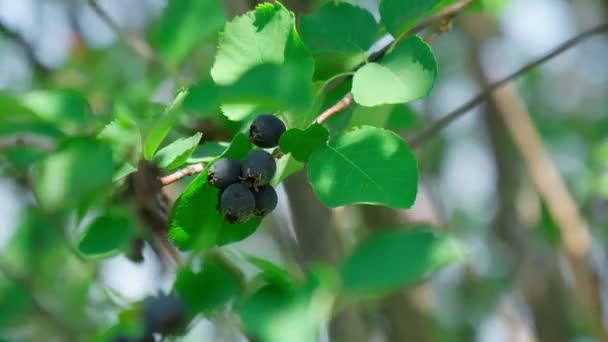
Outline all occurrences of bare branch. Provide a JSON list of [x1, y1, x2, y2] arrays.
[[367, 0, 476, 64], [313, 0, 475, 126], [87, 0, 168, 72], [0, 20, 50, 75], [0, 134, 56, 151], [408, 23, 608, 148], [314, 93, 354, 124], [160, 163, 205, 186]]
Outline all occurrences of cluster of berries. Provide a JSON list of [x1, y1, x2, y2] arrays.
[[208, 114, 286, 223], [113, 294, 186, 342]]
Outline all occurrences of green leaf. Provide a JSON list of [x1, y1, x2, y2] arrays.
[[154, 0, 225, 67], [347, 105, 394, 129], [272, 153, 304, 184], [307, 126, 418, 208], [32, 138, 114, 211], [154, 132, 202, 170], [248, 256, 295, 290], [143, 89, 188, 160], [21, 89, 90, 131], [98, 114, 141, 164], [387, 105, 421, 131], [279, 124, 328, 162], [0, 91, 35, 121], [175, 257, 240, 314], [209, 2, 314, 123], [0, 281, 30, 326], [211, 2, 295, 84], [380, 0, 442, 37], [0, 122, 64, 169], [186, 63, 313, 122], [341, 228, 467, 296], [352, 36, 437, 106], [168, 134, 261, 251], [300, 2, 379, 55], [239, 281, 332, 342], [113, 163, 137, 181], [77, 210, 134, 259], [188, 141, 229, 163]]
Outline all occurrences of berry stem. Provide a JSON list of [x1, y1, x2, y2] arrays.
[[160, 163, 206, 186], [313, 93, 354, 125]]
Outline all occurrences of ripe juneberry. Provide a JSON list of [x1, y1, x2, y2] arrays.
[[208, 158, 241, 189], [253, 186, 278, 217], [242, 150, 276, 188], [141, 293, 186, 335], [249, 114, 286, 148], [219, 183, 255, 223]]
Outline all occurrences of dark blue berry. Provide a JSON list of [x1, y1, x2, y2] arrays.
[[253, 186, 278, 217], [249, 114, 286, 148], [219, 183, 255, 223], [208, 158, 241, 189], [242, 150, 276, 188], [142, 293, 186, 335]]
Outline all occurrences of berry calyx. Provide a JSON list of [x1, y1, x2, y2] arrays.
[[219, 183, 255, 223], [242, 150, 276, 188], [253, 186, 278, 217], [208, 158, 242, 189], [248, 114, 286, 148]]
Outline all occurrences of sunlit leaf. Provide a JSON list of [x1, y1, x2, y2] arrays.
[[209, 2, 314, 123], [308, 126, 418, 208], [352, 36, 437, 106], [185, 63, 313, 122], [154, 132, 202, 170], [211, 2, 296, 84]]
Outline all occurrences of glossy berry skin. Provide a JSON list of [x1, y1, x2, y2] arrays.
[[219, 183, 255, 223], [253, 186, 278, 217], [249, 114, 286, 148], [142, 294, 186, 335], [242, 150, 276, 188], [208, 158, 242, 189]]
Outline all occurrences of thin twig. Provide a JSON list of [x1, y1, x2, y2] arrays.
[[408, 23, 608, 148], [423, 17, 453, 44], [87, 0, 168, 72], [0, 262, 80, 340], [0, 20, 50, 75], [492, 82, 607, 340], [160, 163, 205, 186], [313, 0, 475, 126], [0, 134, 56, 151], [367, 0, 475, 64], [314, 93, 354, 124]]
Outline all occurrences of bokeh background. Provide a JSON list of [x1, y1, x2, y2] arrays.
[[1, 0, 608, 341]]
